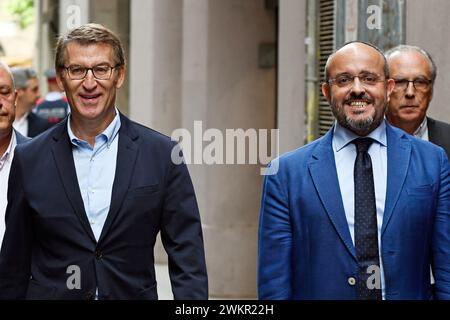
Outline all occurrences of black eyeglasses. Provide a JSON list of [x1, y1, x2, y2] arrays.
[[393, 78, 432, 92], [63, 64, 121, 80], [328, 73, 385, 88]]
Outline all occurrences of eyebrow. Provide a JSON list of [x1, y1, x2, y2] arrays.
[[333, 70, 379, 77], [67, 62, 113, 67]]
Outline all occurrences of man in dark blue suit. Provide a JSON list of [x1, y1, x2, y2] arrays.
[[258, 42, 449, 300], [0, 24, 208, 299]]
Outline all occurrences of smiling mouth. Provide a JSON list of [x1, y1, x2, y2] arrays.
[[80, 93, 101, 100], [345, 100, 372, 108]]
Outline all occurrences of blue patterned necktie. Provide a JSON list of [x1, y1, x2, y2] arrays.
[[353, 138, 382, 300]]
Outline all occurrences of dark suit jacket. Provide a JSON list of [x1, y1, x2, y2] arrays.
[[258, 123, 450, 299], [27, 112, 52, 138], [15, 130, 29, 145], [0, 114, 208, 299], [428, 117, 450, 158]]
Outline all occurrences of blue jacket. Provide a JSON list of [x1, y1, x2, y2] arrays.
[[258, 123, 450, 300]]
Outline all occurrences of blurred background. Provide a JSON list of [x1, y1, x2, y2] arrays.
[[1, 0, 449, 299]]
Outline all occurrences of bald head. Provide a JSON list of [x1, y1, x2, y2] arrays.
[[321, 41, 395, 136], [325, 41, 389, 84]]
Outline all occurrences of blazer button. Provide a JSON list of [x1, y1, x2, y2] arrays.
[[348, 277, 356, 286], [85, 291, 95, 300], [95, 251, 103, 260]]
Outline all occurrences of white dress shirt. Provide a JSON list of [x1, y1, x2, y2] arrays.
[[0, 131, 17, 246], [13, 112, 29, 138], [413, 117, 429, 141], [332, 120, 388, 299]]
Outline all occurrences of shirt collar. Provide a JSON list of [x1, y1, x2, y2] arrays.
[[0, 130, 17, 170], [333, 119, 387, 152], [67, 108, 121, 148], [413, 117, 428, 139], [14, 112, 29, 124]]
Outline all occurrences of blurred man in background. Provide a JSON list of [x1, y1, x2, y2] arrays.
[[11, 67, 50, 137]]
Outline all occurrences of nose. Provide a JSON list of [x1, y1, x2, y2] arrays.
[[405, 81, 415, 98], [350, 76, 365, 96], [82, 69, 97, 90]]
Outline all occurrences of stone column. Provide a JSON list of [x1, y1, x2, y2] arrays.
[[181, 0, 276, 298], [129, 0, 182, 134], [278, 0, 307, 153]]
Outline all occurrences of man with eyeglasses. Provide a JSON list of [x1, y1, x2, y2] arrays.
[[385, 45, 450, 158], [0, 24, 208, 300], [258, 41, 449, 300]]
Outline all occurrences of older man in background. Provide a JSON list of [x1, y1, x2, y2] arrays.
[[0, 62, 28, 247], [385, 45, 450, 157]]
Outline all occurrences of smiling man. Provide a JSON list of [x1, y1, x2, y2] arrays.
[[385, 45, 450, 157], [0, 24, 208, 300], [258, 41, 450, 300]]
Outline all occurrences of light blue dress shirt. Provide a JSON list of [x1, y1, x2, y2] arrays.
[[332, 120, 387, 299], [67, 111, 121, 241]]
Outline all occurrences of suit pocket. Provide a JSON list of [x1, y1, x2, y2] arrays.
[[127, 184, 159, 198], [406, 184, 435, 197], [137, 283, 158, 300], [26, 279, 57, 300]]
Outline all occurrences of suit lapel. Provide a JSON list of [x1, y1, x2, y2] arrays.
[[308, 130, 357, 260], [51, 121, 97, 243], [381, 124, 411, 236], [97, 115, 139, 244]]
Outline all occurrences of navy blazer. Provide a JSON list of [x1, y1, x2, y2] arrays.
[[428, 117, 450, 158], [27, 112, 51, 138], [0, 114, 208, 299], [15, 130, 29, 145], [258, 123, 450, 300]]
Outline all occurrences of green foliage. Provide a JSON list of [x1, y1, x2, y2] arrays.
[[7, 0, 35, 29]]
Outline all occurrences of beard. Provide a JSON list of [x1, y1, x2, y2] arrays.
[[330, 95, 386, 136]]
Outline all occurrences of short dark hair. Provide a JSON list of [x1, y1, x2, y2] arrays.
[[384, 44, 437, 83], [55, 23, 126, 72], [324, 41, 390, 84]]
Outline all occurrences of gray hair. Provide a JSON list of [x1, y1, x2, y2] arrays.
[[385, 45, 437, 82], [0, 62, 15, 89], [55, 23, 126, 72], [11, 67, 37, 89]]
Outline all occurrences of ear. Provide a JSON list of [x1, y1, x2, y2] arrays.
[[115, 65, 126, 89], [13, 89, 18, 106], [386, 78, 395, 102], [321, 82, 331, 104], [16, 88, 24, 98], [55, 69, 65, 91]]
